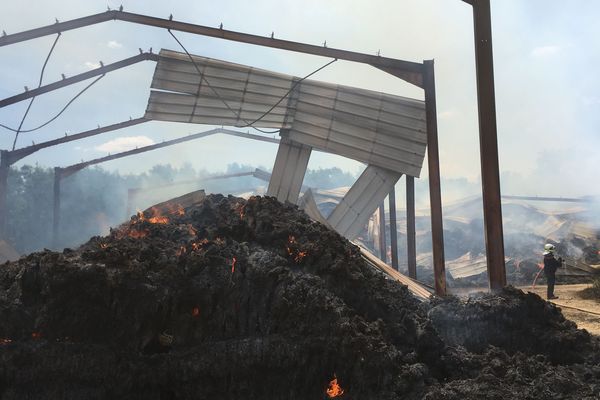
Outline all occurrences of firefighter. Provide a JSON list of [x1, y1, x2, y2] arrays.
[[543, 243, 562, 300]]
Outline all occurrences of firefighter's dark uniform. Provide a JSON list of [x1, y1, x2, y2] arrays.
[[543, 253, 561, 299]]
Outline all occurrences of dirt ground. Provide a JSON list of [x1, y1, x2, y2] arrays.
[[519, 283, 600, 336]]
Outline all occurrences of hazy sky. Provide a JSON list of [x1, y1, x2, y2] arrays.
[[1, 0, 598, 197]]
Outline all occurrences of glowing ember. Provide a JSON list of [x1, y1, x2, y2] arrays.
[[231, 257, 237, 274], [31, 332, 42, 339], [294, 251, 307, 263], [148, 215, 169, 224], [127, 229, 149, 239], [191, 239, 209, 251], [192, 307, 200, 317], [0, 338, 12, 345], [100, 243, 108, 249], [187, 224, 197, 237], [176, 246, 187, 257], [286, 235, 308, 263], [326, 375, 344, 398]]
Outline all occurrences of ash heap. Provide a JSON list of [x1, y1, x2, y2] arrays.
[[1, 193, 599, 399]]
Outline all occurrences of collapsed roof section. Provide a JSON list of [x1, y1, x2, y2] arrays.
[[145, 49, 427, 178]]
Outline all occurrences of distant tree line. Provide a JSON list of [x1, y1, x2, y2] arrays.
[[6, 163, 357, 254]]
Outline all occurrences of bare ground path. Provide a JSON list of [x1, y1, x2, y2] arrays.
[[519, 283, 600, 335]]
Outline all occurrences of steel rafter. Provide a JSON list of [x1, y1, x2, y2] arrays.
[[0, 52, 158, 108]]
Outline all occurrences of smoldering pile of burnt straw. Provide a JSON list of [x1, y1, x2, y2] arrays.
[[1, 192, 599, 399]]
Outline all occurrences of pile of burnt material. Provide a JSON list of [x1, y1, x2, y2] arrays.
[[1, 193, 599, 399]]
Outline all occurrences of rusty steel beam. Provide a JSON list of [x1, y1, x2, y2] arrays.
[[0, 10, 424, 87], [52, 168, 61, 248], [423, 60, 446, 296], [5, 118, 149, 165], [388, 186, 399, 270], [378, 202, 387, 263], [464, 0, 506, 291], [0, 155, 9, 240], [0, 53, 158, 108], [406, 175, 417, 279], [56, 128, 226, 178]]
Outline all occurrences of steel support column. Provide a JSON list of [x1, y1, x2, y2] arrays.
[[406, 175, 417, 279], [126, 188, 139, 220], [423, 60, 446, 295], [378, 202, 387, 263], [388, 186, 399, 270], [52, 168, 62, 248], [465, 0, 506, 290], [0, 152, 9, 240]]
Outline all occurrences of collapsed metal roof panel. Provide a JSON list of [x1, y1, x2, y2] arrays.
[[327, 165, 402, 240], [266, 138, 312, 204], [145, 49, 427, 177]]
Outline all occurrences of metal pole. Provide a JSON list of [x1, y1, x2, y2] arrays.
[[406, 175, 417, 279], [126, 188, 137, 220], [466, 0, 506, 290], [0, 151, 9, 240], [388, 186, 399, 270], [423, 60, 446, 295], [52, 168, 61, 248], [378, 202, 387, 263]]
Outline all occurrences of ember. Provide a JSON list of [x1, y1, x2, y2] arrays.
[[0, 338, 12, 345], [191, 238, 209, 251], [126, 228, 149, 239], [176, 246, 187, 257], [286, 235, 308, 263], [31, 332, 42, 339], [192, 307, 200, 318], [231, 257, 237, 274], [326, 375, 344, 398]]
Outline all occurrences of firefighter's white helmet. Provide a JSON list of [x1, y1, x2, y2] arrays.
[[543, 243, 555, 255]]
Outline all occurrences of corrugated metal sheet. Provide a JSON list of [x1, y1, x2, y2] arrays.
[[298, 189, 332, 227], [266, 138, 312, 204], [145, 49, 427, 177], [327, 165, 402, 240]]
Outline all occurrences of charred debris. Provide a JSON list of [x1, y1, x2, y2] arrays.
[[1, 193, 600, 399]]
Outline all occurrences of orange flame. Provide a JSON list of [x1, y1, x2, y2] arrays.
[[192, 306, 200, 317], [231, 257, 237, 274], [0, 338, 12, 345], [326, 375, 344, 398]]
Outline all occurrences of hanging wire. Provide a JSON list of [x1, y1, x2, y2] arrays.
[[168, 29, 337, 135], [11, 33, 61, 149], [1, 74, 105, 135]]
